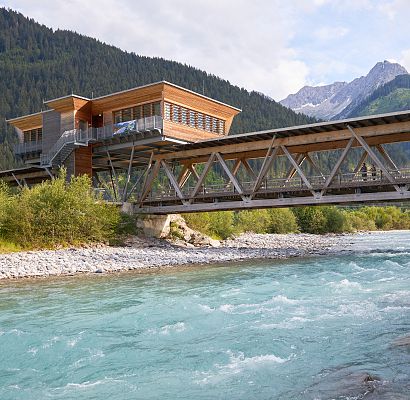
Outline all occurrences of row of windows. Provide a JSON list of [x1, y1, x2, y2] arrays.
[[113, 102, 161, 124], [23, 128, 42, 143], [164, 102, 225, 134]]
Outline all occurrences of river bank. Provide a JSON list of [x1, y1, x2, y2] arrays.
[[0, 233, 345, 280]]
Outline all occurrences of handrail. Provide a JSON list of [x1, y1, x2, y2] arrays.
[[14, 141, 42, 155], [145, 167, 410, 201], [40, 116, 163, 166]]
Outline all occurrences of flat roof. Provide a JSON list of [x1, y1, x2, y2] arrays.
[[173, 109, 410, 151], [43, 93, 90, 105], [91, 80, 242, 112], [6, 110, 50, 124]]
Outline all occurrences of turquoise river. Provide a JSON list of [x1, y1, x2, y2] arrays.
[[1, 231, 410, 399]]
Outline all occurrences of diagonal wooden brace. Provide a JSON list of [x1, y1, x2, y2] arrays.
[[161, 160, 187, 203], [347, 125, 401, 192], [281, 145, 316, 196], [215, 152, 245, 197], [321, 137, 354, 196], [252, 136, 278, 196], [190, 152, 217, 202], [139, 159, 161, 204]]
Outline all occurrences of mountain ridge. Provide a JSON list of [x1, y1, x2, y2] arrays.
[[280, 61, 408, 120]]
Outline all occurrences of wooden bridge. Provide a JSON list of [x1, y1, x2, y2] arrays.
[[3, 110, 410, 214], [126, 111, 410, 214]]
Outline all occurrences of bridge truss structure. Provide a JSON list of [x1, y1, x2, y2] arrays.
[[109, 112, 410, 214]]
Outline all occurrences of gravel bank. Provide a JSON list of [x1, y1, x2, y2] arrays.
[[0, 233, 344, 280]]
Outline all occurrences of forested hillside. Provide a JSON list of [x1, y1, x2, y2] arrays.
[[347, 74, 410, 118], [0, 8, 315, 170]]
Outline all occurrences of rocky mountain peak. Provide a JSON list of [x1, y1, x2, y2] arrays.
[[280, 61, 409, 120]]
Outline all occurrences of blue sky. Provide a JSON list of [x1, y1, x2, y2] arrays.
[[2, 0, 410, 100]]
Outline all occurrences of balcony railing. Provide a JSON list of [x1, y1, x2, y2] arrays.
[[15, 116, 163, 158], [39, 116, 163, 166], [14, 141, 42, 155]]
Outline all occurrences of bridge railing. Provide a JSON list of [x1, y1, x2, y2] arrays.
[[143, 167, 410, 202]]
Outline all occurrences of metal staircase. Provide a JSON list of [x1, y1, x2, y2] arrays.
[[40, 129, 93, 167]]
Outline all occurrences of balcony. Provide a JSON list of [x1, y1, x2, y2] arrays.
[[14, 141, 42, 155]]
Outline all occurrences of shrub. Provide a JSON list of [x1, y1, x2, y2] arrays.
[[267, 208, 299, 233], [321, 206, 348, 233], [292, 206, 327, 234], [236, 209, 272, 233], [2, 173, 120, 248], [184, 211, 236, 239]]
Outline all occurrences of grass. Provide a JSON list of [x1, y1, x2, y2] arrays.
[[0, 239, 22, 253]]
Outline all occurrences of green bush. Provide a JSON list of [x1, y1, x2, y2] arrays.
[[292, 207, 327, 234], [321, 206, 348, 233], [1, 172, 120, 249], [184, 211, 236, 239], [267, 208, 299, 233], [236, 209, 272, 233]]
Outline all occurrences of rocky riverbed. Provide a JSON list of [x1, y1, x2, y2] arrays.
[[0, 233, 344, 280]]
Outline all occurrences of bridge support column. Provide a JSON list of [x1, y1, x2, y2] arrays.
[[135, 213, 175, 238]]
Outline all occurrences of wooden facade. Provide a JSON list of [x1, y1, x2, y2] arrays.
[[6, 81, 241, 177]]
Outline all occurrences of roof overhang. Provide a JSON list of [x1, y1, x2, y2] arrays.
[[44, 94, 90, 112], [6, 111, 45, 130]]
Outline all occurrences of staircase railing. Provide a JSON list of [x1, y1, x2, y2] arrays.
[[40, 129, 93, 166], [40, 115, 163, 167]]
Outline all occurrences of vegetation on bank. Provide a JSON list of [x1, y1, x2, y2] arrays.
[[184, 206, 410, 239], [1, 171, 409, 251], [0, 173, 121, 251]]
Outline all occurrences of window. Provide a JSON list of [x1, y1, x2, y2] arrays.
[[172, 105, 180, 123], [143, 103, 151, 118], [122, 108, 132, 122], [181, 107, 187, 125], [162, 101, 225, 134], [153, 102, 161, 116], [197, 113, 204, 129], [133, 105, 142, 120], [164, 103, 171, 120], [23, 127, 42, 143], [113, 101, 162, 124], [205, 115, 211, 131], [189, 110, 196, 127], [212, 118, 218, 132], [114, 110, 122, 124]]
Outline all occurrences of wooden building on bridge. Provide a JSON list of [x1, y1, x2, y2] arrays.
[[2, 81, 410, 212]]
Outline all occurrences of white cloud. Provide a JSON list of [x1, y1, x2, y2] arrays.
[[400, 49, 410, 72], [314, 26, 349, 40]]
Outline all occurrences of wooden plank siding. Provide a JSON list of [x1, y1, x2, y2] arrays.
[[91, 84, 164, 115], [74, 146, 92, 177], [42, 110, 61, 153], [162, 120, 223, 142]]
